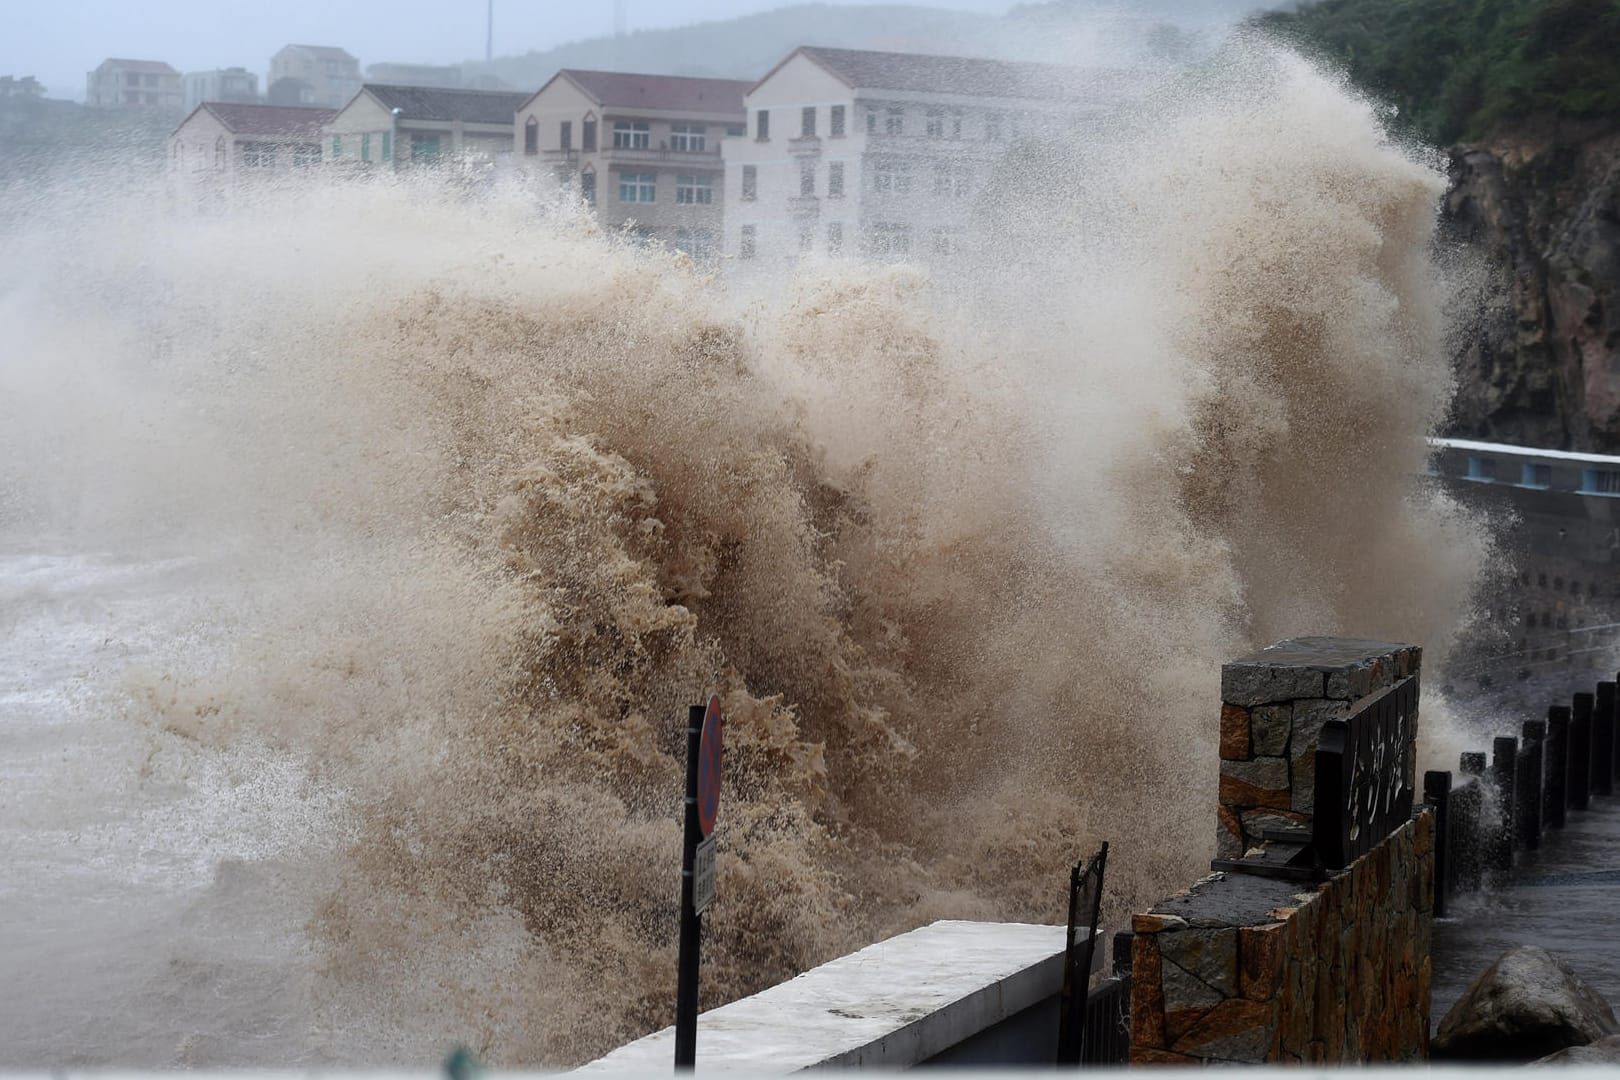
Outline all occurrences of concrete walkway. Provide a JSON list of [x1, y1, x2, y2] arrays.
[[1431, 795, 1620, 1023]]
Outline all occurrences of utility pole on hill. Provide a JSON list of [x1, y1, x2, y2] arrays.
[[486, 0, 494, 63]]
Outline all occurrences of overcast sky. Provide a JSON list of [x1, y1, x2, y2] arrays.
[[3, 1, 1018, 98]]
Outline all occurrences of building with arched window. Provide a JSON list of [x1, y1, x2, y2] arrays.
[[168, 102, 332, 198]]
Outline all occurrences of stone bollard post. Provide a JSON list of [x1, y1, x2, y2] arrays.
[[1545, 707, 1570, 829], [1594, 682, 1616, 798], [1518, 720, 1545, 850], [1571, 693, 1594, 811]]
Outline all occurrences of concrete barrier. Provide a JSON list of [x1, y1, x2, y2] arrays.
[[576, 920, 1091, 1072]]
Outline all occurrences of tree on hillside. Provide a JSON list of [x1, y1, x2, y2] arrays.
[[1258, 0, 1620, 143]]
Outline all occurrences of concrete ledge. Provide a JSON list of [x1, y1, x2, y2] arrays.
[[575, 921, 1072, 1073]]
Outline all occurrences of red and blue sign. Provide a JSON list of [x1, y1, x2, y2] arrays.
[[697, 694, 723, 836]]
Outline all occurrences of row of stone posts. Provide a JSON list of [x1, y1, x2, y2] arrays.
[[1425, 673, 1620, 915]]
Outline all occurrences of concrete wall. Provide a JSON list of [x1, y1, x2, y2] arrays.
[[576, 921, 1089, 1072]]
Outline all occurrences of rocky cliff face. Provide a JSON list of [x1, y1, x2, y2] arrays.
[[1444, 119, 1620, 452]]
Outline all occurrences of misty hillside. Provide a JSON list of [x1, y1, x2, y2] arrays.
[[465, 0, 1282, 89]]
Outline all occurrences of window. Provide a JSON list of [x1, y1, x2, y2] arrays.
[[674, 227, 716, 259], [986, 111, 1004, 141], [241, 141, 276, 167], [931, 227, 958, 255], [827, 221, 843, 254], [756, 109, 770, 140], [830, 105, 845, 137], [581, 170, 596, 204], [951, 109, 963, 138], [926, 108, 944, 138], [933, 163, 970, 197], [381, 131, 391, 162], [294, 143, 321, 167], [828, 161, 844, 198], [801, 106, 816, 137], [872, 159, 911, 194], [726, 124, 744, 137], [619, 171, 655, 202], [741, 165, 757, 201], [867, 221, 911, 256], [214, 135, 226, 168], [885, 106, 903, 135], [1466, 457, 1496, 482], [523, 117, 538, 154], [799, 225, 814, 253], [331, 135, 341, 159], [361, 133, 371, 161], [127, 72, 140, 86], [1520, 463, 1551, 489], [675, 174, 713, 205], [583, 116, 597, 151], [613, 121, 650, 149], [1582, 469, 1620, 494], [866, 106, 878, 134], [561, 120, 572, 151], [670, 124, 706, 152], [412, 135, 441, 161], [800, 160, 815, 197], [739, 225, 756, 259]]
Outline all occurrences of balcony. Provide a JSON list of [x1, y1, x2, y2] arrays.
[[598, 144, 724, 168], [788, 135, 822, 157], [788, 196, 821, 214]]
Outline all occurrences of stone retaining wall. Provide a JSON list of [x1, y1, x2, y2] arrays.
[[1130, 812, 1433, 1064], [1218, 638, 1422, 859], [1131, 637, 1434, 1065]]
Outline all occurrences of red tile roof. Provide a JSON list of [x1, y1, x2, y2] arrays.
[[203, 102, 336, 136], [559, 70, 751, 114]]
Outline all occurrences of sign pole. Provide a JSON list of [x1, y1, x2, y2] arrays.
[[674, 702, 703, 1070]]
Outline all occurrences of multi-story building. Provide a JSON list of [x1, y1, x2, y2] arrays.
[[1, 76, 46, 100], [324, 85, 529, 170], [168, 102, 332, 181], [515, 70, 751, 259], [183, 67, 260, 112], [267, 45, 362, 109], [724, 46, 1111, 267], [86, 59, 182, 110], [366, 62, 463, 89]]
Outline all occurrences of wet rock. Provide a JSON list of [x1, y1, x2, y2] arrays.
[[1535, 1033, 1620, 1065], [1432, 946, 1618, 1061]]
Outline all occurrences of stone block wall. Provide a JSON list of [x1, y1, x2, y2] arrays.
[[1218, 638, 1422, 859], [1130, 811, 1434, 1064]]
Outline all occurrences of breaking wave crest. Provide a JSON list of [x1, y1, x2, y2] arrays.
[[0, 41, 1491, 1065]]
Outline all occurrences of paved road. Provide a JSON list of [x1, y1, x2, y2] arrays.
[[1431, 794, 1620, 1024]]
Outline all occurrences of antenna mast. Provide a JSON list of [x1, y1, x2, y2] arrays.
[[486, 0, 494, 63]]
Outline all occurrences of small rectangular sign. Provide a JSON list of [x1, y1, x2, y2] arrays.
[[693, 833, 717, 915]]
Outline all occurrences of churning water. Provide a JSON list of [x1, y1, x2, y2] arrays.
[[1, 42, 1491, 1066]]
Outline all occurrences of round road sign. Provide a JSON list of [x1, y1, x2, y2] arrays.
[[697, 694, 722, 836]]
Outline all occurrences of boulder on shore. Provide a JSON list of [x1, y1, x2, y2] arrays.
[[1432, 945, 1618, 1062], [1535, 1033, 1620, 1065]]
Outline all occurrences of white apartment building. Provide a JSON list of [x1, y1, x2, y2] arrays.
[[86, 59, 182, 110], [515, 70, 751, 259], [725, 46, 1114, 267], [183, 67, 259, 112], [268, 45, 362, 109]]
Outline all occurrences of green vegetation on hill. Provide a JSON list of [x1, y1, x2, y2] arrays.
[[1257, 0, 1620, 143]]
